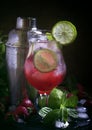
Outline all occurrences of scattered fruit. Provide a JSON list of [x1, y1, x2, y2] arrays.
[[20, 98, 34, 108], [14, 105, 29, 117], [20, 98, 36, 114]]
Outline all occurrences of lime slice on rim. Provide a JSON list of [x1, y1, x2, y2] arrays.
[[52, 21, 77, 45], [34, 49, 58, 72]]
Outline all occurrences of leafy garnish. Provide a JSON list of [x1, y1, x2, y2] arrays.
[[48, 88, 63, 109], [67, 108, 78, 118], [38, 107, 52, 118], [38, 88, 78, 126], [61, 92, 78, 108], [39, 106, 78, 125], [42, 109, 60, 126], [60, 105, 68, 122]]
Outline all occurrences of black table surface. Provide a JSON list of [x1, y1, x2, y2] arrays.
[[0, 121, 92, 130], [0, 107, 92, 130]]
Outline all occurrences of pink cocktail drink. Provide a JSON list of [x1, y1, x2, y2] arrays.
[[24, 39, 66, 95]]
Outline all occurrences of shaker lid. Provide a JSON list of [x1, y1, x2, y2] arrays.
[[16, 17, 30, 30]]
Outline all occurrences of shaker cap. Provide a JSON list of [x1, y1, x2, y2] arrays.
[[30, 17, 37, 31], [16, 17, 30, 30]]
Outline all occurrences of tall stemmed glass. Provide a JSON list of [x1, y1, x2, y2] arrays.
[[24, 30, 66, 108]]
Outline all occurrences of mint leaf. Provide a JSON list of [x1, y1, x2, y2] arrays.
[[38, 107, 52, 118], [67, 108, 78, 118], [43, 109, 60, 126], [61, 92, 78, 108], [60, 106, 68, 122], [48, 88, 63, 109]]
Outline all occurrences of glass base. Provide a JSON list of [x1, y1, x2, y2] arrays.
[[34, 92, 49, 110]]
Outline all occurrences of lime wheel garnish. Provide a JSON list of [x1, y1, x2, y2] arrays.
[[34, 49, 58, 72], [52, 21, 77, 45]]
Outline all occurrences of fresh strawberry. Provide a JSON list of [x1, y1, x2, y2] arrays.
[[20, 98, 36, 114], [5, 106, 29, 122], [14, 105, 29, 117], [20, 98, 34, 108]]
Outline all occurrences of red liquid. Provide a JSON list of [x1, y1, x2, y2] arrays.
[[24, 49, 66, 94]]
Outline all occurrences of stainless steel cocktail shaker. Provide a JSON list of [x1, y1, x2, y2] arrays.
[[6, 17, 30, 106]]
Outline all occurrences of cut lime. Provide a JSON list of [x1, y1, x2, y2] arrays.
[[52, 21, 77, 45], [34, 49, 58, 72]]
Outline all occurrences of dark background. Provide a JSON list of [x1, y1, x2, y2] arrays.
[[0, 0, 92, 95]]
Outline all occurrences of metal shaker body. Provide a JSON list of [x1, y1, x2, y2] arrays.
[[6, 17, 30, 106]]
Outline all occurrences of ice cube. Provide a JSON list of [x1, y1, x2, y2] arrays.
[[55, 120, 69, 128], [77, 106, 87, 113], [78, 99, 87, 105], [78, 112, 89, 119]]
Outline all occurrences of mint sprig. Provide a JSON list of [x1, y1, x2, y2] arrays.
[[67, 108, 78, 118], [38, 107, 52, 118], [38, 88, 78, 126], [61, 92, 78, 108], [39, 106, 78, 125]]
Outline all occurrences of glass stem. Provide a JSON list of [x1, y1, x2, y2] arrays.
[[40, 93, 49, 106], [35, 92, 50, 110]]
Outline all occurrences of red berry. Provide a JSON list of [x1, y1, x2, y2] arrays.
[[20, 98, 34, 108], [20, 98, 36, 114], [14, 106, 29, 117]]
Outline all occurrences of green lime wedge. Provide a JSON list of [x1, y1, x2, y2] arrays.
[[34, 49, 58, 72], [52, 21, 77, 45]]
